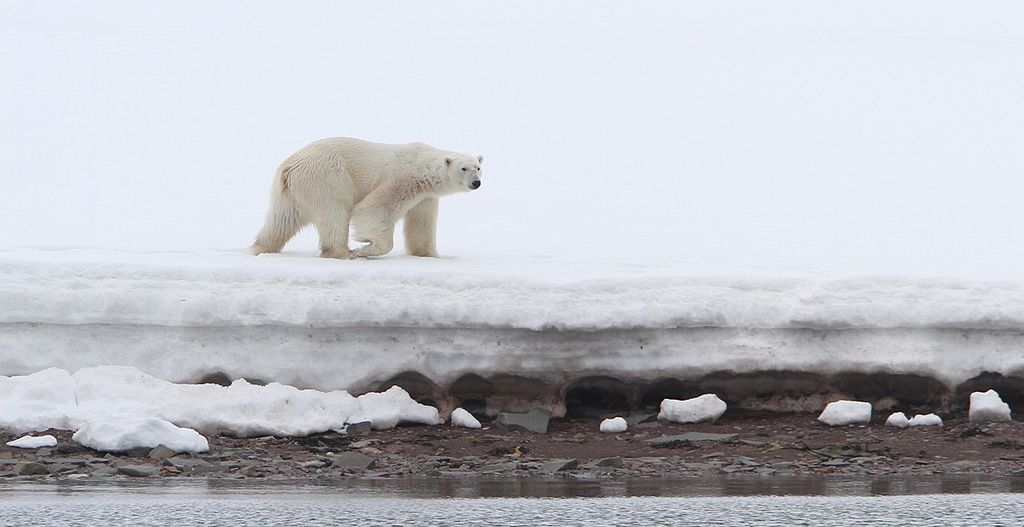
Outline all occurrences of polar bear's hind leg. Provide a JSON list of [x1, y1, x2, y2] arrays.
[[315, 208, 352, 259], [252, 197, 305, 255]]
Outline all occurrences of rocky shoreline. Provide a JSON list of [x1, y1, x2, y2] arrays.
[[3, 413, 1024, 480]]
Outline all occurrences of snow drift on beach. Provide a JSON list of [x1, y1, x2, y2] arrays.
[[818, 401, 872, 426], [73, 417, 209, 453], [0, 366, 441, 437], [658, 395, 727, 424], [5, 435, 57, 449]]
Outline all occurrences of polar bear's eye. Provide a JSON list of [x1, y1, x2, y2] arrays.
[[461, 167, 467, 172]]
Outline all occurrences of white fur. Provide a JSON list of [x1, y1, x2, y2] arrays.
[[252, 138, 483, 259]]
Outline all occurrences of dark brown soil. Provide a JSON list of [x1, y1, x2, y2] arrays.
[[3, 413, 1023, 480]]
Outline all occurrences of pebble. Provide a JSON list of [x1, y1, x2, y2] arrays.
[[117, 465, 160, 477]]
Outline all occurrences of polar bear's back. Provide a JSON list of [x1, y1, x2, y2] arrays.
[[279, 137, 440, 192], [298, 137, 440, 164]]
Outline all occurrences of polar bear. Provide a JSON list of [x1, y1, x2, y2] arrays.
[[251, 138, 483, 259]]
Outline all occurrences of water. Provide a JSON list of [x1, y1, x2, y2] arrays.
[[2, 477, 1023, 526]]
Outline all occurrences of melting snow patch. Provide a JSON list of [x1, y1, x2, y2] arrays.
[[72, 417, 209, 453], [658, 394, 727, 424], [5, 434, 57, 449], [450, 408, 481, 429], [908, 413, 943, 427], [969, 390, 1012, 423], [885, 412, 910, 428], [818, 400, 872, 426], [0, 366, 441, 437], [599, 417, 628, 433]]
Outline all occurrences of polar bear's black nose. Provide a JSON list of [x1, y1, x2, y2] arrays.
[[471, 180, 481, 189]]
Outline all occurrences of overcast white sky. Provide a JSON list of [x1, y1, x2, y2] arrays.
[[2, 1, 1022, 278]]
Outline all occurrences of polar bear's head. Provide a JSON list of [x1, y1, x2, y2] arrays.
[[442, 154, 484, 193]]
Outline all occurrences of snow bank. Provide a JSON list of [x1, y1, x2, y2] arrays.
[[818, 401, 872, 426], [908, 413, 943, 427], [885, 412, 910, 428], [0, 366, 441, 437], [5, 250, 1024, 332], [599, 417, 628, 433], [658, 395, 727, 424], [450, 408, 481, 429], [4, 250, 1024, 396], [5, 434, 57, 449], [969, 390, 1012, 423], [72, 417, 209, 453]]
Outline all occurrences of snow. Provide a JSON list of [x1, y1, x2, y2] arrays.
[[818, 401, 872, 426], [908, 414, 943, 427], [599, 417, 628, 433], [885, 412, 910, 428], [4, 249, 1024, 394], [5, 435, 57, 449], [72, 417, 209, 453], [969, 390, 1012, 423], [3, 3, 1023, 281], [2, 3, 1024, 414], [658, 395, 727, 424], [0, 366, 441, 437], [450, 408, 481, 429]]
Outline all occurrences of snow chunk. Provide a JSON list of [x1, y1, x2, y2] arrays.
[[599, 417, 628, 433], [658, 394, 727, 424], [5, 434, 57, 449], [347, 386, 443, 430], [0, 366, 441, 437], [72, 417, 209, 453], [885, 412, 910, 428], [450, 408, 481, 429], [0, 368, 78, 434], [818, 400, 871, 426], [908, 413, 943, 427], [969, 390, 1011, 423]]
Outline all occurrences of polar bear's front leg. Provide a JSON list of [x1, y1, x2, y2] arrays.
[[404, 197, 439, 257], [350, 199, 399, 258]]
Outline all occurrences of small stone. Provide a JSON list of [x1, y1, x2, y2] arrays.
[[332, 452, 376, 470], [348, 439, 380, 449], [300, 460, 327, 469], [494, 408, 551, 434], [646, 432, 738, 448], [56, 457, 92, 466], [90, 466, 117, 477], [13, 462, 49, 476], [586, 457, 623, 468], [345, 422, 372, 436], [960, 427, 988, 438], [125, 447, 152, 458], [821, 460, 848, 467], [148, 446, 176, 460], [56, 444, 88, 455], [541, 459, 579, 472], [680, 462, 717, 470], [478, 462, 517, 473], [734, 457, 761, 467], [625, 413, 658, 427], [165, 456, 212, 468], [117, 465, 159, 477], [47, 464, 78, 474]]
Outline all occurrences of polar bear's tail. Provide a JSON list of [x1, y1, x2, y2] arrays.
[[251, 170, 304, 255]]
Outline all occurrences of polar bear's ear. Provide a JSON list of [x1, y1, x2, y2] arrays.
[[444, 157, 452, 167], [476, 155, 484, 164]]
